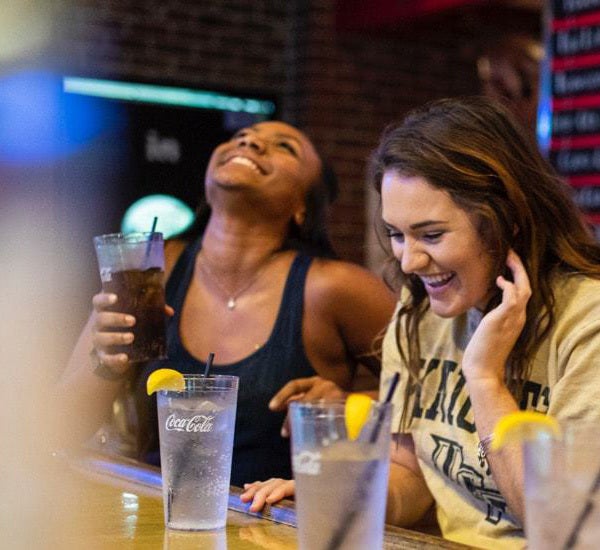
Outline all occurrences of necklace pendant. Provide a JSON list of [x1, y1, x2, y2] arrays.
[[227, 297, 236, 310]]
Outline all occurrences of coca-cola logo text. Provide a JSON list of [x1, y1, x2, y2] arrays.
[[165, 413, 215, 433]]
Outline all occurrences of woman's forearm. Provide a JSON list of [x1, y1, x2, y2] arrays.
[[467, 378, 524, 524], [386, 434, 435, 527], [386, 461, 435, 526]]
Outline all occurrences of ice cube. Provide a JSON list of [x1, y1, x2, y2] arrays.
[[195, 400, 223, 414]]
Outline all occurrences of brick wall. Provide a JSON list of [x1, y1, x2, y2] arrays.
[[57, 0, 541, 266], [300, 3, 482, 264]]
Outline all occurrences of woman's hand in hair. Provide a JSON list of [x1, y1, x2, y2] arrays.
[[461, 249, 531, 525], [462, 249, 531, 388]]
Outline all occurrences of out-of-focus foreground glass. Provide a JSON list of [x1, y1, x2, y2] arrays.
[[525, 423, 600, 550]]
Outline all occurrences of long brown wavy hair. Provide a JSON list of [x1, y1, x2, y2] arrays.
[[368, 96, 600, 428]]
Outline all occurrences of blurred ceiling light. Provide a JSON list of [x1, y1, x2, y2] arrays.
[[0, 71, 124, 165], [0, 1, 52, 63]]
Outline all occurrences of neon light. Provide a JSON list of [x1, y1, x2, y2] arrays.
[[63, 76, 276, 115]]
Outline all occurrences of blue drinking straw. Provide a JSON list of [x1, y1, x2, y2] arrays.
[[369, 372, 400, 443], [143, 216, 159, 269], [383, 372, 400, 404]]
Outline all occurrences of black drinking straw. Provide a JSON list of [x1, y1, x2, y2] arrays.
[[143, 216, 158, 268], [563, 466, 600, 549], [204, 352, 215, 377], [325, 372, 400, 550]]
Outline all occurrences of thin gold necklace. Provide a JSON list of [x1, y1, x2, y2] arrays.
[[197, 252, 276, 310]]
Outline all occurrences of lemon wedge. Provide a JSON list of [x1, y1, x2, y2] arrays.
[[491, 411, 561, 451], [345, 393, 374, 440], [146, 368, 185, 395]]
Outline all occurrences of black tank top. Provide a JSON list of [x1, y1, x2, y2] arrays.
[[138, 238, 317, 487]]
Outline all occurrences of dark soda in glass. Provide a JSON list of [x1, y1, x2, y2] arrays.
[[103, 267, 166, 363]]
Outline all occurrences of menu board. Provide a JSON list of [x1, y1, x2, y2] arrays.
[[548, 0, 600, 236]]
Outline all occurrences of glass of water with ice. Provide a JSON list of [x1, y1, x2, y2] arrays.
[[156, 375, 238, 530], [290, 399, 392, 550]]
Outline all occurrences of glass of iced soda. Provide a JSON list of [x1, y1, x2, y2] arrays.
[[157, 374, 239, 530], [93, 231, 166, 363], [290, 399, 392, 550]]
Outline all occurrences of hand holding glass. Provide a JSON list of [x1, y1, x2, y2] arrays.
[[93, 232, 166, 363]]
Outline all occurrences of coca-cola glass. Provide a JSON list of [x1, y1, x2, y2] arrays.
[[156, 375, 239, 530]]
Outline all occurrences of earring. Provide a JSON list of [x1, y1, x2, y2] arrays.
[[294, 211, 305, 226]]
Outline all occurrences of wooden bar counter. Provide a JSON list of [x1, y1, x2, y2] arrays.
[[53, 450, 473, 549]]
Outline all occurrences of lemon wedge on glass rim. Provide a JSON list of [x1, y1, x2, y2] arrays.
[[146, 368, 185, 395], [345, 393, 374, 440], [491, 411, 562, 452]]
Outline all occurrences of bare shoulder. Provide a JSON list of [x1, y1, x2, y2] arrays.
[[308, 257, 391, 291], [306, 258, 396, 312], [303, 257, 396, 375]]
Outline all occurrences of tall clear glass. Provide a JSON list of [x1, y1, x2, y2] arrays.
[[157, 375, 238, 531], [93, 231, 166, 363], [525, 424, 600, 549], [290, 399, 392, 550]]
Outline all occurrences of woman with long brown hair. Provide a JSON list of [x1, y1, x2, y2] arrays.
[[244, 97, 600, 547], [372, 96, 600, 548]]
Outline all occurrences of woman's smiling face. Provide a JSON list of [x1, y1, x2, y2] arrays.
[[381, 171, 496, 317], [205, 121, 321, 212]]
